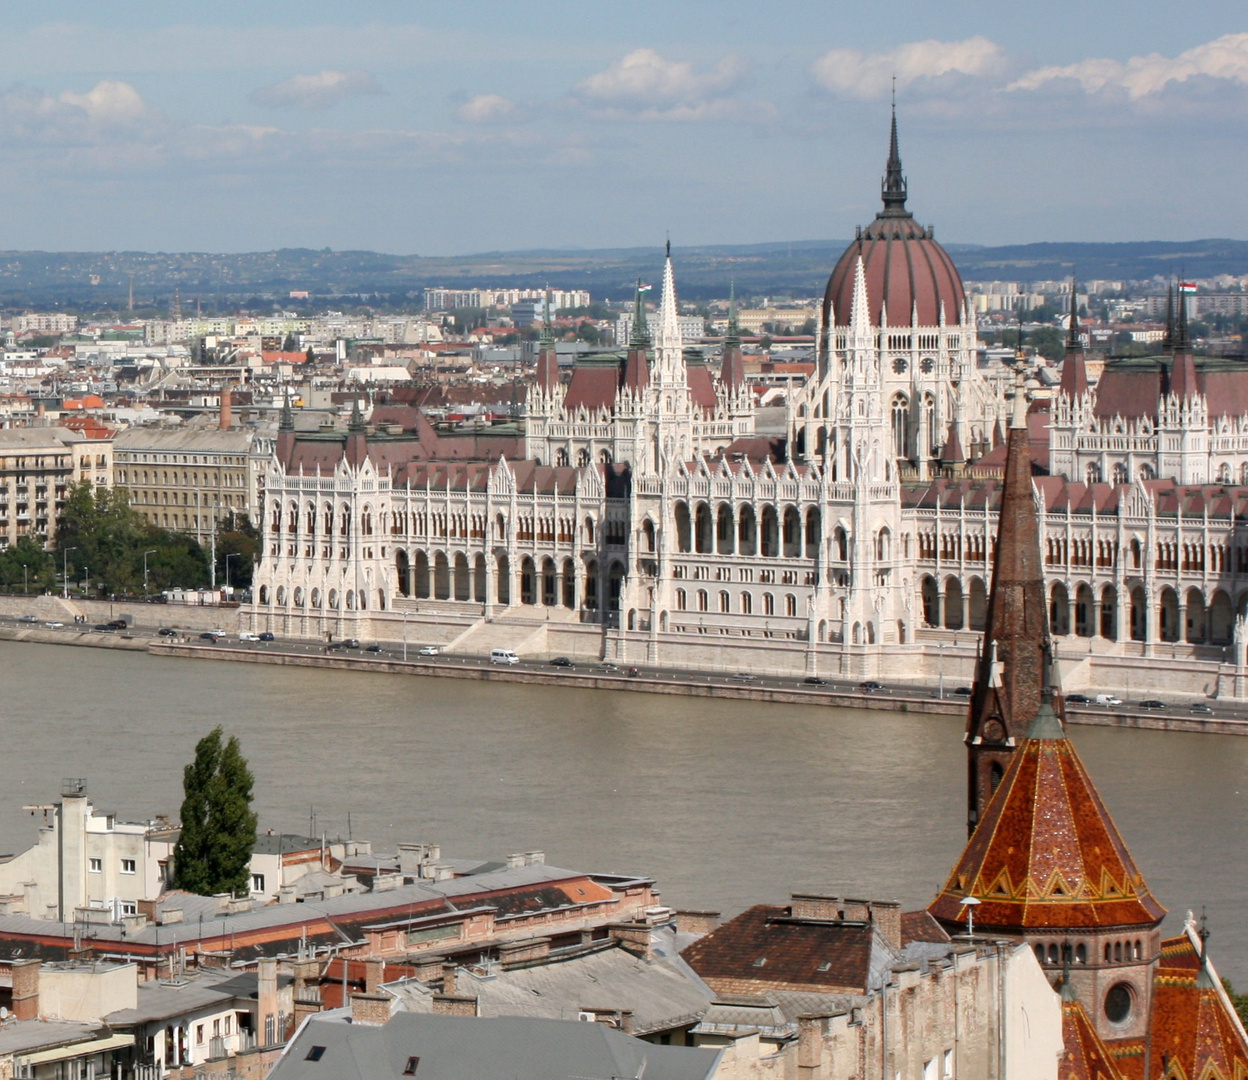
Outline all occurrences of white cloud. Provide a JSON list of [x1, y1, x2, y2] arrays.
[[0, 80, 159, 144], [456, 94, 516, 125], [249, 70, 382, 111], [572, 48, 752, 118], [1009, 32, 1248, 99], [811, 36, 1006, 99]]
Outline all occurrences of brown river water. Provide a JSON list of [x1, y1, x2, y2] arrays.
[[0, 641, 1244, 984]]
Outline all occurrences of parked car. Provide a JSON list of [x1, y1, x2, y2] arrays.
[[1066, 693, 1091, 704], [803, 677, 827, 686], [418, 645, 440, 656], [258, 632, 275, 641], [599, 662, 620, 672], [326, 642, 346, 651], [94, 623, 117, 632], [858, 681, 884, 692], [549, 656, 576, 668], [107, 619, 128, 630], [1138, 699, 1168, 709]]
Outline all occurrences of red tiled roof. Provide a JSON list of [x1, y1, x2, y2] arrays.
[[1059, 997, 1124, 1080], [929, 725, 1166, 933], [680, 904, 876, 996]]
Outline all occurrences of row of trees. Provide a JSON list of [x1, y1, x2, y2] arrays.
[[0, 482, 258, 596]]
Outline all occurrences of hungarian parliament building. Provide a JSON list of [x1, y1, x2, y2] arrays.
[[247, 116, 1248, 696]]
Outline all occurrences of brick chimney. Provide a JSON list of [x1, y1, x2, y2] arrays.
[[219, 385, 232, 430], [257, 957, 278, 1045], [868, 900, 902, 951], [797, 1015, 826, 1079], [608, 923, 653, 958], [12, 958, 40, 1020], [674, 910, 721, 936], [364, 957, 385, 994], [431, 994, 478, 1017], [350, 993, 391, 1026], [440, 963, 457, 996]]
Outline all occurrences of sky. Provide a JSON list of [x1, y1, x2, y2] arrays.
[[1, 1, 1246, 255]]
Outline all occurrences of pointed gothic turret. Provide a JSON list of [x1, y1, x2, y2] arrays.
[[346, 397, 368, 468], [277, 390, 296, 464], [1059, 276, 1090, 399], [963, 370, 1060, 834], [1169, 288, 1198, 400], [535, 290, 560, 394], [720, 282, 746, 391], [622, 279, 651, 396]]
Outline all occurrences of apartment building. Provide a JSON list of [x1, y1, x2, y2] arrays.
[[113, 427, 272, 539]]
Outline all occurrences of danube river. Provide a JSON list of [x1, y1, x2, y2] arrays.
[[1, 641, 1245, 983]]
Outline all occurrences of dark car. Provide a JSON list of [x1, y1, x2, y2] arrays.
[[158, 628, 177, 637], [627, 667, 640, 677], [343, 638, 360, 649], [953, 686, 973, 696], [803, 676, 828, 686], [1189, 702, 1214, 714], [858, 680, 884, 692], [258, 632, 275, 641], [1138, 699, 1168, 709], [326, 642, 346, 651], [108, 619, 128, 630], [198, 631, 220, 641], [365, 644, 384, 653], [1066, 693, 1092, 704], [94, 623, 117, 632], [549, 657, 576, 668]]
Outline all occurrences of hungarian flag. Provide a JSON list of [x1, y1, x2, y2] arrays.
[[1178, 281, 1197, 294], [638, 283, 653, 293]]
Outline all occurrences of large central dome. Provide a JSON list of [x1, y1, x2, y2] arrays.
[[822, 111, 967, 329]]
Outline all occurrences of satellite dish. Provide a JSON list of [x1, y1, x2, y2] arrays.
[[1, 1006, 10, 1019], [959, 895, 982, 938]]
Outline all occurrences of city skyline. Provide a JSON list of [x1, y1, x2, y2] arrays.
[[0, 2, 1246, 254]]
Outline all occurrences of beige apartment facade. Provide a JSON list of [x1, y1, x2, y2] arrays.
[[113, 427, 271, 540]]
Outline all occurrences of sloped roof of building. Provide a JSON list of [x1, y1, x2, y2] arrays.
[[0, 1018, 115, 1057], [390, 937, 711, 1035], [269, 1012, 722, 1080], [1058, 996, 1123, 1080], [1106, 929, 1248, 1080], [928, 715, 1166, 933], [1093, 354, 1248, 420], [680, 905, 894, 996]]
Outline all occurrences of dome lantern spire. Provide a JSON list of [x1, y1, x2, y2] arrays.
[[880, 90, 909, 217]]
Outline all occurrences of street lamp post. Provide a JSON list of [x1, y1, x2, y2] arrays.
[[402, 610, 408, 661], [224, 552, 239, 592], [62, 547, 77, 599], [143, 549, 157, 597], [85, 567, 90, 596], [22, 564, 27, 597]]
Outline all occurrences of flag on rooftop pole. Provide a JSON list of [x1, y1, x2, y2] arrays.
[[638, 283, 653, 293], [1178, 282, 1197, 294]]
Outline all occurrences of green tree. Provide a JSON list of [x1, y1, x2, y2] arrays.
[[1025, 327, 1065, 362], [0, 537, 55, 594], [172, 727, 258, 896], [1223, 979, 1248, 1028]]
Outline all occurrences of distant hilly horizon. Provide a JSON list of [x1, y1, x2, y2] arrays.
[[0, 237, 1245, 308]]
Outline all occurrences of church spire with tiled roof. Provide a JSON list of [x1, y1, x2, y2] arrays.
[[963, 367, 1059, 834]]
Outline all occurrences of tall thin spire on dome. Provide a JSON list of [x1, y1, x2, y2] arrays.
[[881, 86, 909, 217]]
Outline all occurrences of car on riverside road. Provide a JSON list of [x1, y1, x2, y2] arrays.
[[259, 632, 275, 641], [1190, 702, 1214, 714], [1137, 699, 1168, 709], [418, 645, 440, 656], [858, 681, 884, 692], [549, 657, 576, 668], [803, 677, 827, 686], [1066, 693, 1091, 704]]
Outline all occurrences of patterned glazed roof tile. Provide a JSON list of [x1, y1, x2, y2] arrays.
[[1060, 998, 1125, 1080], [929, 727, 1166, 933]]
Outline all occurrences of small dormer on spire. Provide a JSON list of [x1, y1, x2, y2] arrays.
[[880, 95, 910, 217]]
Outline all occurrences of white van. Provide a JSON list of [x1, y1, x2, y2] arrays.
[[1094, 694, 1123, 706], [490, 649, 520, 665]]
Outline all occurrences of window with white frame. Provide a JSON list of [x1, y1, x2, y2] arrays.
[[121, 858, 136, 874], [251, 873, 266, 893], [89, 858, 102, 873]]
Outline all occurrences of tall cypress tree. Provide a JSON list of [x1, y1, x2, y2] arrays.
[[172, 727, 258, 896]]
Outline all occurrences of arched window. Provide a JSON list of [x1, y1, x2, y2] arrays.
[[719, 590, 730, 613], [891, 394, 909, 459], [675, 589, 686, 610], [763, 593, 775, 616], [697, 589, 709, 612], [741, 592, 752, 615]]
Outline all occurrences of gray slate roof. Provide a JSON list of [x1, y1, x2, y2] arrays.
[[389, 935, 711, 1035], [270, 1012, 722, 1080]]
